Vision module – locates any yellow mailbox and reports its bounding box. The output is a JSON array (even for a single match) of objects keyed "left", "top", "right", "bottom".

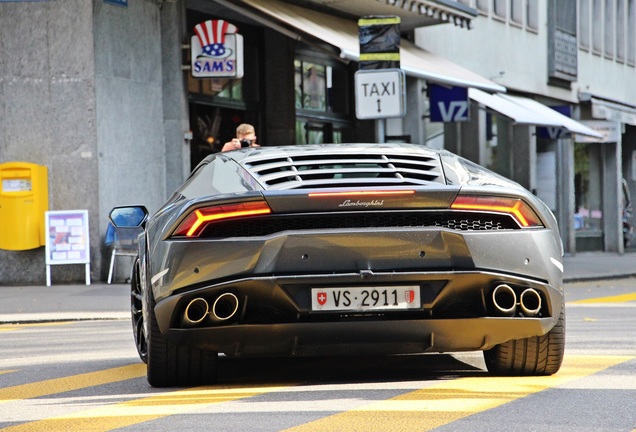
[{"left": 0, "top": 162, "right": 49, "bottom": 250}]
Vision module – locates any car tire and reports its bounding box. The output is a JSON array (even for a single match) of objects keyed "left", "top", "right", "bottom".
[
  {"left": 483, "top": 304, "right": 565, "bottom": 376},
  {"left": 145, "top": 281, "right": 219, "bottom": 387},
  {"left": 130, "top": 259, "right": 148, "bottom": 364}
]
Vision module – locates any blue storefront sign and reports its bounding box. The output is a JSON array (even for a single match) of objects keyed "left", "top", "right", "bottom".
[
  {"left": 429, "top": 84, "right": 469, "bottom": 123},
  {"left": 104, "top": 0, "right": 127, "bottom": 7}
]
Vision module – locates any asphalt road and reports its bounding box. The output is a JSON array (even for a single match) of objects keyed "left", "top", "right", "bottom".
[{"left": 1, "top": 279, "right": 635, "bottom": 431}]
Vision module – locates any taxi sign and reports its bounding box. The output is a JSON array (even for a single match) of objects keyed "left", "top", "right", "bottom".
[{"left": 355, "top": 68, "right": 406, "bottom": 119}]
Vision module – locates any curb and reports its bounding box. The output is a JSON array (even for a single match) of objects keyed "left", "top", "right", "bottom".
[
  {"left": 564, "top": 274, "right": 636, "bottom": 283},
  {"left": 0, "top": 311, "right": 130, "bottom": 324}
]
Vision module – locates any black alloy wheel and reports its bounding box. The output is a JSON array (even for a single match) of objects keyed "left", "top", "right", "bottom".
[{"left": 130, "top": 258, "right": 148, "bottom": 364}]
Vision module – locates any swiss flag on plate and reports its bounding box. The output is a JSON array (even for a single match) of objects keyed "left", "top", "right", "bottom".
[
  {"left": 316, "top": 291, "right": 327, "bottom": 306},
  {"left": 405, "top": 290, "right": 415, "bottom": 303}
]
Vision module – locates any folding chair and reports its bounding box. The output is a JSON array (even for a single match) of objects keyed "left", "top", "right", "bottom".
[{"left": 107, "top": 226, "right": 141, "bottom": 284}]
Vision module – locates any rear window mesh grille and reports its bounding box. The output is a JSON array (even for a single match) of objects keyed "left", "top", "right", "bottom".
[
  {"left": 196, "top": 211, "right": 519, "bottom": 238},
  {"left": 242, "top": 152, "right": 445, "bottom": 190}
]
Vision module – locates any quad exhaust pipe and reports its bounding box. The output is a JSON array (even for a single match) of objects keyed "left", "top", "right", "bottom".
[
  {"left": 182, "top": 297, "right": 209, "bottom": 327},
  {"left": 181, "top": 293, "right": 239, "bottom": 328},
  {"left": 211, "top": 293, "right": 240, "bottom": 322},
  {"left": 492, "top": 284, "right": 517, "bottom": 316},
  {"left": 519, "top": 288, "right": 542, "bottom": 317},
  {"left": 491, "top": 284, "right": 542, "bottom": 317}
]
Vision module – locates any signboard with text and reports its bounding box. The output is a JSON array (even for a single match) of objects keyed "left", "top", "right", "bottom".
[
  {"left": 429, "top": 84, "right": 469, "bottom": 123},
  {"left": 45, "top": 210, "right": 91, "bottom": 286},
  {"left": 191, "top": 20, "right": 244, "bottom": 79},
  {"left": 575, "top": 120, "right": 621, "bottom": 143},
  {"left": 355, "top": 69, "right": 405, "bottom": 119}
]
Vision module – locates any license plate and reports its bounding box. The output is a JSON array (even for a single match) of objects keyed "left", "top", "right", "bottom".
[{"left": 311, "top": 286, "right": 420, "bottom": 311}]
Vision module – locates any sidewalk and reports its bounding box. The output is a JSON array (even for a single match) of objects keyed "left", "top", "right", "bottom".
[
  {"left": 0, "top": 252, "right": 634, "bottom": 323},
  {"left": 0, "top": 283, "right": 130, "bottom": 323},
  {"left": 563, "top": 251, "right": 636, "bottom": 282}
]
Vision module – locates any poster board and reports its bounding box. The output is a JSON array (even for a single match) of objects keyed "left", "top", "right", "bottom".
[{"left": 45, "top": 209, "right": 90, "bottom": 286}]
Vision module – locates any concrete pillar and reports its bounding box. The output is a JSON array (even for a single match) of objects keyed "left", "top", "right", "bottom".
[
  {"left": 443, "top": 122, "right": 461, "bottom": 155},
  {"left": 557, "top": 138, "right": 576, "bottom": 254},
  {"left": 262, "top": 29, "right": 295, "bottom": 146},
  {"left": 493, "top": 117, "right": 512, "bottom": 179},
  {"left": 511, "top": 125, "right": 536, "bottom": 192},
  {"left": 0, "top": 0, "right": 98, "bottom": 284},
  {"left": 404, "top": 76, "right": 425, "bottom": 145},
  {"left": 458, "top": 102, "right": 482, "bottom": 164},
  {"left": 603, "top": 141, "right": 623, "bottom": 252},
  {"left": 161, "top": 2, "right": 190, "bottom": 196},
  {"left": 442, "top": 103, "right": 481, "bottom": 161}
]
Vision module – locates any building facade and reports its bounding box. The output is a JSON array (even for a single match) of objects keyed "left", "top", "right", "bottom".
[
  {"left": 0, "top": 0, "right": 632, "bottom": 284},
  {"left": 416, "top": 0, "right": 636, "bottom": 254}
]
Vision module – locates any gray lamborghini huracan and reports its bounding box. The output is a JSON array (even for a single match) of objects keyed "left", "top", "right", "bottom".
[{"left": 110, "top": 143, "right": 565, "bottom": 387}]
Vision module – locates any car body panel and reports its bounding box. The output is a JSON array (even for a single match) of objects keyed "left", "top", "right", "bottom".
[{"left": 114, "top": 143, "right": 564, "bottom": 364}]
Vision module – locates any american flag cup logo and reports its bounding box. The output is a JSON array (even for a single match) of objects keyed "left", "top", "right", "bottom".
[
  {"left": 194, "top": 20, "right": 238, "bottom": 59},
  {"left": 191, "top": 19, "right": 244, "bottom": 78}
]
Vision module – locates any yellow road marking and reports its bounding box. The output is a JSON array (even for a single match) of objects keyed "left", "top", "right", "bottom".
[
  {"left": 0, "top": 363, "right": 145, "bottom": 404},
  {"left": 2, "top": 355, "right": 632, "bottom": 431},
  {"left": 0, "top": 322, "right": 76, "bottom": 332},
  {"left": 283, "top": 355, "right": 633, "bottom": 432},
  {"left": 3, "top": 384, "right": 292, "bottom": 432},
  {"left": 0, "top": 370, "right": 17, "bottom": 375},
  {"left": 571, "top": 292, "right": 636, "bottom": 304}
]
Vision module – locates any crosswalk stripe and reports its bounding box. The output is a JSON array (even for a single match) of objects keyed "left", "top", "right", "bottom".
[
  {"left": 2, "top": 355, "right": 632, "bottom": 431},
  {"left": 282, "top": 355, "right": 633, "bottom": 432},
  {"left": 0, "top": 363, "right": 145, "bottom": 404},
  {"left": 2, "top": 384, "right": 292, "bottom": 432},
  {"left": 570, "top": 293, "right": 636, "bottom": 304}
]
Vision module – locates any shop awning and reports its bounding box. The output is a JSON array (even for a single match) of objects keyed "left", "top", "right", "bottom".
[
  {"left": 292, "top": 0, "right": 478, "bottom": 30},
  {"left": 579, "top": 93, "right": 636, "bottom": 126},
  {"left": 231, "top": 0, "right": 506, "bottom": 93},
  {"left": 469, "top": 88, "right": 603, "bottom": 138}
]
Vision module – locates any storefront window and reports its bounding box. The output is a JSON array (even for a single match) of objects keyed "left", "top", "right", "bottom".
[
  {"left": 188, "top": 76, "right": 243, "bottom": 100},
  {"left": 574, "top": 142, "right": 604, "bottom": 250},
  {"left": 295, "top": 120, "right": 344, "bottom": 145},
  {"left": 295, "top": 60, "right": 330, "bottom": 111},
  {"left": 293, "top": 52, "right": 351, "bottom": 145}
]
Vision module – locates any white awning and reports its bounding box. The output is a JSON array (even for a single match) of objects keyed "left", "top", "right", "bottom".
[
  {"left": 469, "top": 89, "right": 603, "bottom": 139},
  {"left": 469, "top": 89, "right": 562, "bottom": 126},
  {"left": 235, "top": 0, "right": 506, "bottom": 93},
  {"left": 295, "top": 0, "right": 478, "bottom": 30}
]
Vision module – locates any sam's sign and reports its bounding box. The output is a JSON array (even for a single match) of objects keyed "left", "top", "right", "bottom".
[{"left": 191, "top": 20, "right": 244, "bottom": 79}]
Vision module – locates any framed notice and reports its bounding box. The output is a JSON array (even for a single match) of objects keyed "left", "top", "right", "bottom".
[{"left": 45, "top": 210, "right": 90, "bottom": 286}]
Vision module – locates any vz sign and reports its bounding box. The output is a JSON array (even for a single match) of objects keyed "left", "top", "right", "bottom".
[{"left": 429, "top": 85, "right": 469, "bottom": 123}]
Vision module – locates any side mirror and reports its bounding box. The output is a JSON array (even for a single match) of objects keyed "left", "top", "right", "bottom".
[{"left": 109, "top": 206, "right": 149, "bottom": 228}]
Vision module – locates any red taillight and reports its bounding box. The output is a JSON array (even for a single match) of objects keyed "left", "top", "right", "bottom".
[
  {"left": 308, "top": 190, "right": 415, "bottom": 198},
  {"left": 450, "top": 195, "right": 543, "bottom": 228},
  {"left": 173, "top": 201, "right": 272, "bottom": 237}
]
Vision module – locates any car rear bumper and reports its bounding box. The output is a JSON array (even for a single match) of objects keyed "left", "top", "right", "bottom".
[
  {"left": 164, "top": 315, "right": 557, "bottom": 356},
  {"left": 153, "top": 269, "right": 563, "bottom": 356}
]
